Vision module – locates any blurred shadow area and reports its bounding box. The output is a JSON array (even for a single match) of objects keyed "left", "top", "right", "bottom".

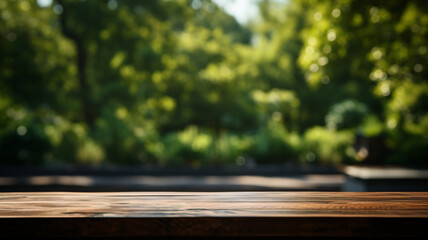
[
  {"left": 0, "top": 165, "right": 343, "bottom": 192},
  {"left": 0, "top": 174, "right": 344, "bottom": 192}
]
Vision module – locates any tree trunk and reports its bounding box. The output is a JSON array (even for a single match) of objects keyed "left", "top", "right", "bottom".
[{"left": 57, "top": 0, "right": 94, "bottom": 129}]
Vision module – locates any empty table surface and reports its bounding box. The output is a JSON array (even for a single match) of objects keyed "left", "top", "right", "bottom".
[{"left": 1, "top": 192, "right": 427, "bottom": 238}]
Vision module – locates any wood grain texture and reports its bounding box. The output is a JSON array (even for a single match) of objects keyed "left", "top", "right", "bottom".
[{"left": 0, "top": 192, "right": 427, "bottom": 238}]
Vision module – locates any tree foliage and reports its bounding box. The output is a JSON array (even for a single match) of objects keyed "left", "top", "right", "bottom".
[{"left": 1, "top": 0, "right": 427, "bottom": 166}]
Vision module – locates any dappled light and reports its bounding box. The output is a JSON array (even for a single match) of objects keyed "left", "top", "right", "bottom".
[{"left": 0, "top": 0, "right": 427, "bottom": 168}]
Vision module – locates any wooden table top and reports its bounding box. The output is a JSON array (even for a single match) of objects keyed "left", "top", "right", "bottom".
[{"left": 1, "top": 192, "right": 427, "bottom": 238}]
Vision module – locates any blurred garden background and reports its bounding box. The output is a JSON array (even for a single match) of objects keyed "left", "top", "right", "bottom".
[{"left": 1, "top": 0, "right": 427, "bottom": 168}]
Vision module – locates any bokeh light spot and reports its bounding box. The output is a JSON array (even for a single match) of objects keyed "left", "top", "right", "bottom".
[
  {"left": 37, "top": 0, "right": 52, "bottom": 8},
  {"left": 313, "top": 12, "right": 322, "bottom": 21},
  {"left": 327, "top": 31, "right": 336, "bottom": 41},
  {"left": 107, "top": 0, "right": 118, "bottom": 10},
  {"left": 321, "top": 76, "right": 330, "bottom": 84},
  {"left": 306, "top": 152, "right": 316, "bottom": 162},
  {"left": 332, "top": 8, "right": 341, "bottom": 18},
  {"left": 381, "top": 85, "right": 390, "bottom": 96},
  {"left": 372, "top": 48, "right": 383, "bottom": 60},
  {"left": 414, "top": 64, "right": 423, "bottom": 73},
  {"left": 191, "top": 0, "right": 202, "bottom": 9},
  {"left": 318, "top": 56, "right": 329, "bottom": 66},
  {"left": 305, "top": 46, "right": 314, "bottom": 55},
  {"left": 309, "top": 63, "right": 319, "bottom": 72},
  {"left": 53, "top": 4, "right": 63, "bottom": 15},
  {"left": 323, "top": 45, "right": 332, "bottom": 54},
  {"left": 17, "top": 126, "right": 27, "bottom": 136}
]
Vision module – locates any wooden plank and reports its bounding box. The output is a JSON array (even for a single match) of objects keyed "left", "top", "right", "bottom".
[{"left": 0, "top": 192, "right": 427, "bottom": 238}]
